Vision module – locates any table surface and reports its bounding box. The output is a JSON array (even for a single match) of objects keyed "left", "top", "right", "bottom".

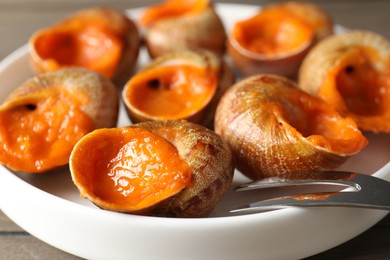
[{"left": 1, "top": 0, "right": 389, "bottom": 259}]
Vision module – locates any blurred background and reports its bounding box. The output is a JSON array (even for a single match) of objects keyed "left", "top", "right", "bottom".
[{"left": 1, "top": 0, "right": 390, "bottom": 61}]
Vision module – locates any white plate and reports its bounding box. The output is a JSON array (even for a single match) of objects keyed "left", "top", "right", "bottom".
[{"left": 0, "top": 4, "right": 389, "bottom": 260}]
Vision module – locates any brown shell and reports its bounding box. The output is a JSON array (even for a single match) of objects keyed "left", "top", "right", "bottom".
[
  {"left": 29, "top": 7, "right": 141, "bottom": 86},
  {"left": 227, "top": 0, "right": 333, "bottom": 78},
  {"left": 70, "top": 120, "right": 234, "bottom": 218},
  {"left": 214, "top": 74, "right": 367, "bottom": 180},
  {"left": 298, "top": 30, "right": 390, "bottom": 133},
  {"left": 1, "top": 67, "right": 119, "bottom": 129},
  {"left": 227, "top": 39, "right": 314, "bottom": 78},
  {"left": 122, "top": 50, "right": 235, "bottom": 128},
  {"left": 141, "top": 4, "right": 226, "bottom": 58}
]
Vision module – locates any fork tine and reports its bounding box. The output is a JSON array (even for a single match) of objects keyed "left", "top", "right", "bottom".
[
  {"left": 230, "top": 192, "right": 390, "bottom": 214},
  {"left": 235, "top": 170, "right": 360, "bottom": 191},
  {"left": 231, "top": 171, "right": 390, "bottom": 214},
  {"left": 235, "top": 179, "right": 359, "bottom": 192}
]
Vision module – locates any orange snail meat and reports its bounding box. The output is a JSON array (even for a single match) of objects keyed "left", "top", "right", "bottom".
[
  {"left": 299, "top": 30, "right": 390, "bottom": 133},
  {"left": 122, "top": 50, "right": 235, "bottom": 127},
  {"left": 227, "top": 1, "right": 333, "bottom": 77},
  {"left": 0, "top": 68, "right": 119, "bottom": 173},
  {"left": 29, "top": 7, "right": 141, "bottom": 85}
]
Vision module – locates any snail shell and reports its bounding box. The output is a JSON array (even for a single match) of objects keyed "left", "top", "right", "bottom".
[
  {"left": 122, "top": 49, "right": 235, "bottom": 128},
  {"left": 139, "top": 0, "right": 226, "bottom": 58},
  {"left": 0, "top": 67, "right": 119, "bottom": 173},
  {"left": 214, "top": 74, "right": 367, "bottom": 180},
  {"left": 299, "top": 30, "right": 390, "bottom": 133},
  {"left": 70, "top": 120, "right": 234, "bottom": 217},
  {"left": 29, "top": 7, "right": 141, "bottom": 86},
  {"left": 227, "top": 1, "right": 333, "bottom": 78}
]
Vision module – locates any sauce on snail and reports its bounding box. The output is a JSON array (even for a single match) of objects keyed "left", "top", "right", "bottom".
[
  {"left": 71, "top": 127, "right": 192, "bottom": 212},
  {"left": 124, "top": 64, "right": 217, "bottom": 120}
]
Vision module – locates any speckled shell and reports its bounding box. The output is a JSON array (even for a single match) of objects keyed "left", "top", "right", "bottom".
[
  {"left": 70, "top": 120, "right": 234, "bottom": 218},
  {"left": 122, "top": 50, "right": 235, "bottom": 128},
  {"left": 298, "top": 30, "right": 390, "bottom": 133},
  {"left": 214, "top": 74, "right": 364, "bottom": 180},
  {"left": 227, "top": 1, "right": 333, "bottom": 78},
  {"left": 1, "top": 67, "right": 119, "bottom": 129},
  {"left": 141, "top": 4, "right": 226, "bottom": 58},
  {"left": 29, "top": 7, "right": 141, "bottom": 86}
]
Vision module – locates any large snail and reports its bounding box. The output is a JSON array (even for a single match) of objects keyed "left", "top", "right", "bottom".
[
  {"left": 214, "top": 74, "right": 367, "bottom": 180},
  {"left": 70, "top": 120, "right": 234, "bottom": 217}
]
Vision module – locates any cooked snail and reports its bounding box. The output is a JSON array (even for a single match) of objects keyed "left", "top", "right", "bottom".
[
  {"left": 70, "top": 120, "right": 234, "bottom": 217},
  {"left": 227, "top": 1, "right": 333, "bottom": 77},
  {"left": 139, "top": 0, "right": 226, "bottom": 58},
  {"left": 29, "top": 7, "right": 141, "bottom": 85},
  {"left": 122, "top": 50, "right": 235, "bottom": 128},
  {"left": 214, "top": 74, "right": 367, "bottom": 180},
  {"left": 299, "top": 30, "right": 390, "bottom": 133},
  {"left": 0, "top": 68, "right": 119, "bottom": 173}
]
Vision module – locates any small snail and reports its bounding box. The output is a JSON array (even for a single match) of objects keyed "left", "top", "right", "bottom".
[
  {"left": 139, "top": 0, "right": 226, "bottom": 58},
  {"left": 227, "top": 1, "right": 333, "bottom": 78}
]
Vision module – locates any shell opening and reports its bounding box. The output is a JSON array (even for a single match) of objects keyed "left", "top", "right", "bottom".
[
  {"left": 319, "top": 46, "right": 390, "bottom": 132},
  {"left": 282, "top": 92, "right": 367, "bottom": 155},
  {"left": 70, "top": 127, "right": 192, "bottom": 212},
  {"left": 0, "top": 87, "right": 94, "bottom": 173},
  {"left": 33, "top": 25, "right": 122, "bottom": 78},
  {"left": 231, "top": 5, "right": 314, "bottom": 58},
  {"left": 336, "top": 48, "right": 388, "bottom": 116},
  {"left": 123, "top": 64, "right": 217, "bottom": 120}
]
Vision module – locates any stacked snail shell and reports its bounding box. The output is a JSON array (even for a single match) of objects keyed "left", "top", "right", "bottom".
[
  {"left": 227, "top": 1, "right": 333, "bottom": 77},
  {"left": 122, "top": 49, "right": 235, "bottom": 127},
  {"left": 29, "top": 7, "right": 141, "bottom": 85},
  {"left": 139, "top": 0, "right": 226, "bottom": 58},
  {"left": 0, "top": 68, "right": 119, "bottom": 173},
  {"left": 299, "top": 30, "right": 390, "bottom": 133}
]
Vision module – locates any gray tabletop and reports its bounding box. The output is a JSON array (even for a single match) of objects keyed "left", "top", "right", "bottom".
[{"left": 1, "top": 0, "right": 390, "bottom": 259}]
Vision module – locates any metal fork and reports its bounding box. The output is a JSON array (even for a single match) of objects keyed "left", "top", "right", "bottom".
[{"left": 230, "top": 170, "right": 390, "bottom": 214}]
